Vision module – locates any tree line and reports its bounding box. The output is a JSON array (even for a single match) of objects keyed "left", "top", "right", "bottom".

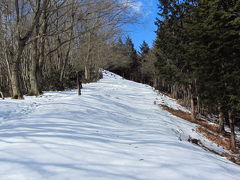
[
  {"left": 110, "top": 0, "right": 240, "bottom": 151},
  {"left": 0, "top": 0, "right": 137, "bottom": 99},
  {"left": 155, "top": 0, "right": 239, "bottom": 151}
]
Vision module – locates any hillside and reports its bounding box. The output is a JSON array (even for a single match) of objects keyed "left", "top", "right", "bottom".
[{"left": 0, "top": 71, "right": 239, "bottom": 180}]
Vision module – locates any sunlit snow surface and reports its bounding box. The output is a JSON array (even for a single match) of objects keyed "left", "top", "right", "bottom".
[{"left": 0, "top": 71, "right": 239, "bottom": 180}]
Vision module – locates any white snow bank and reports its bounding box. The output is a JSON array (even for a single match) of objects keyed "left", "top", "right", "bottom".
[
  {"left": 0, "top": 70, "right": 239, "bottom": 180},
  {"left": 155, "top": 92, "right": 190, "bottom": 113}
]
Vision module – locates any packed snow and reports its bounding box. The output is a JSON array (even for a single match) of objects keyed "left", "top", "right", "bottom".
[{"left": 0, "top": 71, "right": 239, "bottom": 180}]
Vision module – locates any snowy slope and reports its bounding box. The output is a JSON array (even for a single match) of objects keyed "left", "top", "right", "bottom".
[{"left": 0, "top": 71, "right": 239, "bottom": 180}]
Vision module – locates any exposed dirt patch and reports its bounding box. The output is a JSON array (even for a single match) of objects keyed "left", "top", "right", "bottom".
[
  {"left": 188, "top": 136, "right": 240, "bottom": 164},
  {"left": 160, "top": 105, "right": 240, "bottom": 165},
  {"left": 196, "top": 127, "right": 231, "bottom": 150},
  {"left": 161, "top": 105, "right": 219, "bottom": 132}
]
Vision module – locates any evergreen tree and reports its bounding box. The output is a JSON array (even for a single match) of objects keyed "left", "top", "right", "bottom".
[
  {"left": 155, "top": 0, "right": 195, "bottom": 103},
  {"left": 125, "top": 36, "right": 140, "bottom": 81},
  {"left": 107, "top": 37, "right": 132, "bottom": 79},
  {"left": 107, "top": 36, "right": 140, "bottom": 81},
  {"left": 190, "top": 0, "right": 240, "bottom": 149},
  {"left": 140, "top": 41, "right": 150, "bottom": 55},
  {"left": 154, "top": 0, "right": 240, "bottom": 150}
]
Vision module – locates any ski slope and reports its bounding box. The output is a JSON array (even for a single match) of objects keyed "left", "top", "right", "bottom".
[{"left": 0, "top": 71, "right": 239, "bottom": 180}]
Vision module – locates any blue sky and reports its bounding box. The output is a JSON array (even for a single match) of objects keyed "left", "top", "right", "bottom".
[{"left": 124, "top": 0, "right": 159, "bottom": 52}]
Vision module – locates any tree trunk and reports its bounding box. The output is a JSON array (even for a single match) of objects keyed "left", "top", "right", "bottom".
[
  {"left": 196, "top": 96, "right": 200, "bottom": 114},
  {"left": 36, "top": 35, "right": 46, "bottom": 94},
  {"left": 218, "top": 105, "right": 225, "bottom": 133},
  {"left": 0, "top": 92, "right": 4, "bottom": 99},
  {"left": 84, "top": 31, "right": 93, "bottom": 81},
  {"left": 36, "top": 0, "right": 48, "bottom": 93},
  {"left": 189, "top": 83, "right": 197, "bottom": 120},
  {"left": 153, "top": 76, "right": 157, "bottom": 88},
  {"left": 60, "top": 40, "right": 72, "bottom": 83},
  {"left": 11, "top": 64, "right": 23, "bottom": 99},
  {"left": 84, "top": 65, "right": 89, "bottom": 81},
  {"left": 191, "top": 96, "right": 197, "bottom": 120},
  {"left": 11, "top": 45, "right": 24, "bottom": 99},
  {"left": 11, "top": 0, "right": 42, "bottom": 99},
  {"left": 29, "top": 28, "right": 41, "bottom": 96},
  {"left": 29, "top": 62, "right": 40, "bottom": 96},
  {"left": 228, "top": 112, "right": 236, "bottom": 152}
]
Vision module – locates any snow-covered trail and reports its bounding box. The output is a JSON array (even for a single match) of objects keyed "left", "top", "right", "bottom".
[{"left": 0, "top": 71, "right": 239, "bottom": 180}]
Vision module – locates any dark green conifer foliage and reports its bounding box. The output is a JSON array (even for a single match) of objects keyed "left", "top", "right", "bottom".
[
  {"left": 140, "top": 41, "right": 150, "bottom": 55},
  {"left": 154, "top": 0, "right": 240, "bottom": 150},
  {"left": 125, "top": 36, "right": 140, "bottom": 81}
]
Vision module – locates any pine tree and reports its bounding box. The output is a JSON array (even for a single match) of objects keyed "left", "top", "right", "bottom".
[
  {"left": 155, "top": 0, "right": 196, "bottom": 105},
  {"left": 196, "top": 0, "right": 240, "bottom": 150},
  {"left": 154, "top": 0, "right": 240, "bottom": 151},
  {"left": 140, "top": 41, "right": 150, "bottom": 56},
  {"left": 125, "top": 36, "right": 140, "bottom": 81}
]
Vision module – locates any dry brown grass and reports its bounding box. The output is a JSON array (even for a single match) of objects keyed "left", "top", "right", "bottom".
[
  {"left": 160, "top": 104, "right": 240, "bottom": 165},
  {"left": 196, "top": 126, "right": 231, "bottom": 150},
  {"left": 161, "top": 105, "right": 219, "bottom": 132}
]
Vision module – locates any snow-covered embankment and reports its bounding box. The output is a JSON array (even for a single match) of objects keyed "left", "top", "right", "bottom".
[{"left": 0, "top": 71, "right": 239, "bottom": 180}]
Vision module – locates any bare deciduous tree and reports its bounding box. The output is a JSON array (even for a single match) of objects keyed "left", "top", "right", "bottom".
[{"left": 0, "top": 0, "right": 139, "bottom": 98}]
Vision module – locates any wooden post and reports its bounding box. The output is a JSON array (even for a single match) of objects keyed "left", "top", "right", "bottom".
[{"left": 76, "top": 71, "right": 82, "bottom": 96}]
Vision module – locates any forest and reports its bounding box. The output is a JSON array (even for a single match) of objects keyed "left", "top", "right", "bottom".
[
  {"left": 0, "top": 0, "right": 239, "bottom": 151},
  {"left": 154, "top": 0, "right": 240, "bottom": 151},
  {"left": 0, "top": 0, "right": 138, "bottom": 99},
  {"left": 110, "top": 0, "right": 240, "bottom": 151}
]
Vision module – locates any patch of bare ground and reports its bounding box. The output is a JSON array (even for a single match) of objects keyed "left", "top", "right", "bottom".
[
  {"left": 160, "top": 105, "right": 240, "bottom": 165},
  {"left": 161, "top": 105, "right": 219, "bottom": 132}
]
